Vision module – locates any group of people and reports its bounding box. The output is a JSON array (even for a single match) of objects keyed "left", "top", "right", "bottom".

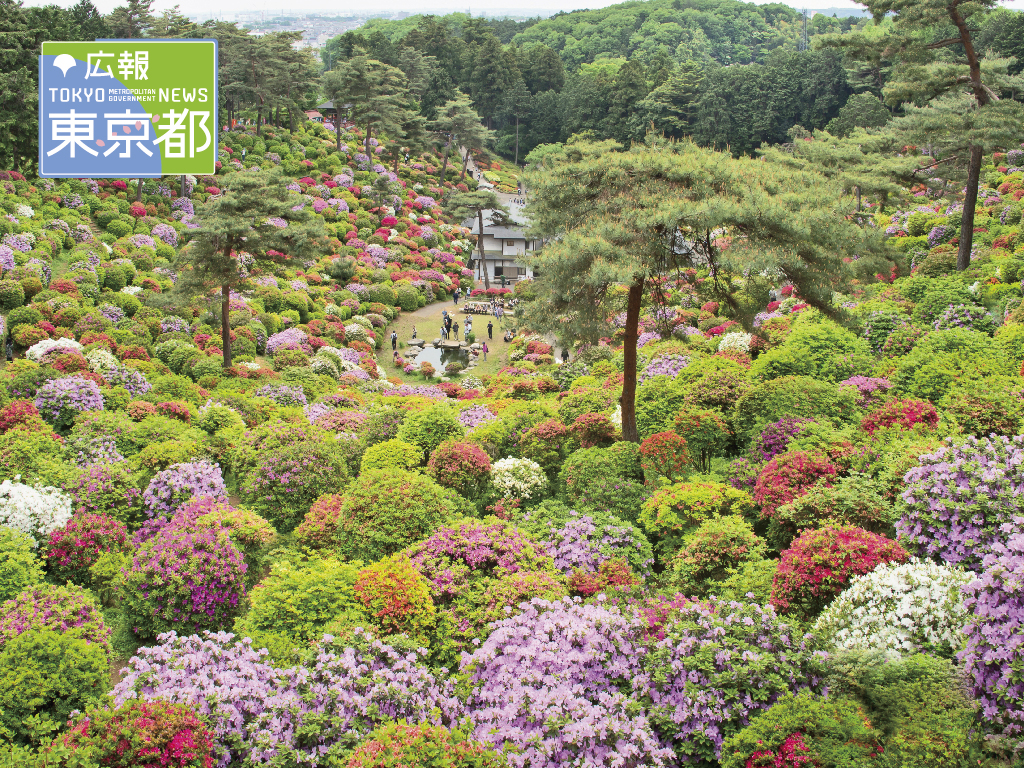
[{"left": 441, "top": 309, "right": 471, "bottom": 341}]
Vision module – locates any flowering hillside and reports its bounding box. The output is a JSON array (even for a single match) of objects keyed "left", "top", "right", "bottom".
[{"left": 0, "top": 120, "right": 1023, "bottom": 768}]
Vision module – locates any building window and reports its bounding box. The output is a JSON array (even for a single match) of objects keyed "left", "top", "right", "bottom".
[
  {"left": 494, "top": 265, "right": 504, "bottom": 277},
  {"left": 506, "top": 240, "right": 515, "bottom": 246},
  {"left": 517, "top": 267, "right": 527, "bottom": 277}
]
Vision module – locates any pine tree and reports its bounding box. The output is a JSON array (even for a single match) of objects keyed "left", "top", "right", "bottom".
[
  {"left": 175, "top": 169, "right": 327, "bottom": 367},
  {"left": 824, "top": 0, "right": 1024, "bottom": 270},
  {"left": 429, "top": 95, "right": 493, "bottom": 188},
  {"left": 522, "top": 140, "right": 892, "bottom": 442},
  {"left": 106, "top": 0, "right": 153, "bottom": 38},
  {"left": 631, "top": 60, "right": 704, "bottom": 139},
  {"left": 323, "top": 49, "right": 409, "bottom": 154}
]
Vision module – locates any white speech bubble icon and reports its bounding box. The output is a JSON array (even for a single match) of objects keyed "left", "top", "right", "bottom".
[{"left": 53, "top": 54, "right": 76, "bottom": 76}]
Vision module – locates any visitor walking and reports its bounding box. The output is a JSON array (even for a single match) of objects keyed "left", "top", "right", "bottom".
[
  {"left": 453, "top": 289, "right": 460, "bottom": 305},
  {"left": 482, "top": 341, "right": 488, "bottom": 361},
  {"left": 412, "top": 326, "right": 417, "bottom": 339},
  {"left": 487, "top": 320, "right": 493, "bottom": 340},
  {"left": 391, "top": 331, "right": 397, "bottom": 351},
  {"left": 440, "top": 324, "right": 447, "bottom": 340}
]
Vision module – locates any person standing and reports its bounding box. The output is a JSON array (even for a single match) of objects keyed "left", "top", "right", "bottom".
[
  {"left": 391, "top": 331, "right": 398, "bottom": 351},
  {"left": 453, "top": 321, "right": 460, "bottom": 340},
  {"left": 487, "top": 320, "right": 493, "bottom": 340},
  {"left": 561, "top": 348, "right": 569, "bottom": 364},
  {"left": 440, "top": 324, "right": 447, "bottom": 340},
  {"left": 482, "top": 341, "right": 488, "bottom": 361}
]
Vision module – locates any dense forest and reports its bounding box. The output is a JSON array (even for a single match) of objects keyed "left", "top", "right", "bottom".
[
  {"left": 3, "top": 0, "right": 1024, "bottom": 169},
  {"left": 332, "top": 0, "right": 1024, "bottom": 159}
]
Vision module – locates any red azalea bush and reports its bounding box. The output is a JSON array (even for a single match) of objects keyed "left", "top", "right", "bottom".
[
  {"left": 861, "top": 397, "right": 939, "bottom": 435},
  {"left": 640, "top": 431, "right": 690, "bottom": 481},
  {"left": 353, "top": 555, "right": 436, "bottom": 647},
  {"left": 128, "top": 400, "right": 160, "bottom": 420},
  {"left": 43, "top": 512, "right": 129, "bottom": 585},
  {"left": 294, "top": 493, "right": 344, "bottom": 550},
  {"left": 63, "top": 699, "right": 215, "bottom": 768},
  {"left": 753, "top": 451, "right": 841, "bottom": 519},
  {"left": 427, "top": 440, "right": 492, "bottom": 498},
  {"left": 158, "top": 400, "right": 192, "bottom": 424},
  {"left": 0, "top": 399, "right": 45, "bottom": 433},
  {"left": 571, "top": 412, "right": 618, "bottom": 449},
  {"left": 568, "top": 558, "right": 639, "bottom": 597},
  {"left": 770, "top": 525, "right": 908, "bottom": 618},
  {"left": 518, "top": 418, "right": 571, "bottom": 475}
]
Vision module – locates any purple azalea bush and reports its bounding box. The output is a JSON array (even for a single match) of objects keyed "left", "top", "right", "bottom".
[
  {"left": 960, "top": 523, "right": 1024, "bottom": 749},
  {"left": 752, "top": 417, "right": 816, "bottom": 462},
  {"left": 248, "top": 631, "right": 466, "bottom": 766},
  {"left": 458, "top": 404, "right": 498, "bottom": 430},
  {"left": 462, "top": 597, "right": 674, "bottom": 768},
  {"left": 113, "top": 631, "right": 282, "bottom": 768},
  {"left": 644, "top": 598, "right": 826, "bottom": 764},
  {"left": 121, "top": 526, "right": 247, "bottom": 639},
  {"left": 639, "top": 354, "right": 690, "bottom": 385},
  {"left": 837, "top": 376, "right": 892, "bottom": 408},
  {"left": 34, "top": 375, "right": 104, "bottom": 429},
  {"left": 101, "top": 365, "right": 152, "bottom": 397},
  {"left": 897, "top": 436, "right": 1024, "bottom": 569},
  {"left": 254, "top": 384, "right": 307, "bottom": 407},
  {"left": 519, "top": 504, "right": 653, "bottom": 577},
  {"left": 142, "top": 460, "right": 228, "bottom": 518}
]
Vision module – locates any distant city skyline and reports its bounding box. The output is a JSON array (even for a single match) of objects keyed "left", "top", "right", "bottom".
[{"left": 20, "top": 0, "right": 1024, "bottom": 21}]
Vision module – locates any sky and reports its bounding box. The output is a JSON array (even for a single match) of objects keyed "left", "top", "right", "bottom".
[{"left": 21, "top": 0, "right": 1024, "bottom": 20}]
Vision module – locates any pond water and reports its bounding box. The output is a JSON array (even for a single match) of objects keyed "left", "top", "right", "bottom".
[{"left": 414, "top": 344, "right": 470, "bottom": 370}]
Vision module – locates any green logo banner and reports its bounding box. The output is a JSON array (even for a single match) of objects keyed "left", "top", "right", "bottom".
[{"left": 39, "top": 39, "right": 218, "bottom": 177}]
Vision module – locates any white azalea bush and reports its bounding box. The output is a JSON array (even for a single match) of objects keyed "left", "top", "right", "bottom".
[
  {"left": 0, "top": 479, "right": 74, "bottom": 543},
  {"left": 813, "top": 558, "right": 972, "bottom": 657},
  {"left": 26, "top": 338, "right": 84, "bottom": 362},
  {"left": 490, "top": 457, "right": 548, "bottom": 501},
  {"left": 718, "top": 331, "right": 753, "bottom": 354},
  {"left": 85, "top": 348, "right": 119, "bottom": 373}
]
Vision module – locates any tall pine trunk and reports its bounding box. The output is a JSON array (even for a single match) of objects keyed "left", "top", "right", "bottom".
[
  {"left": 957, "top": 144, "right": 984, "bottom": 271},
  {"left": 460, "top": 149, "right": 471, "bottom": 183},
  {"left": 620, "top": 277, "right": 645, "bottom": 443},
  {"left": 478, "top": 208, "right": 490, "bottom": 290},
  {"left": 514, "top": 117, "right": 520, "bottom": 166},
  {"left": 336, "top": 118, "right": 342, "bottom": 152},
  {"left": 221, "top": 282, "right": 232, "bottom": 368}
]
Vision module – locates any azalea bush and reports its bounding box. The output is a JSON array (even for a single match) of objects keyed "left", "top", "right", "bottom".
[
  {"left": 34, "top": 375, "right": 104, "bottom": 429},
  {"left": 142, "top": 460, "right": 228, "bottom": 519},
  {"left": 639, "top": 481, "right": 755, "bottom": 558},
  {"left": 897, "top": 436, "right": 1024, "bottom": 569},
  {"left": 353, "top": 555, "right": 436, "bottom": 648},
  {"left": 490, "top": 457, "right": 548, "bottom": 501},
  {"left": 0, "top": 479, "right": 73, "bottom": 543},
  {"left": 345, "top": 722, "right": 507, "bottom": 768},
  {"left": 63, "top": 699, "right": 216, "bottom": 768},
  {"left": 42, "top": 512, "right": 129, "bottom": 585},
  {"left": 753, "top": 451, "right": 841, "bottom": 520},
  {"left": 669, "top": 515, "right": 768, "bottom": 596},
  {"left": 814, "top": 558, "right": 972, "bottom": 657},
  {"left": 403, "top": 518, "right": 566, "bottom": 650},
  {"left": 121, "top": 525, "right": 248, "bottom": 640},
  {"left": 462, "top": 598, "right": 674, "bottom": 768},
  {"left": 644, "top": 597, "right": 826, "bottom": 765},
  {"left": 771, "top": 526, "right": 908, "bottom": 619},
  {"left": 112, "top": 632, "right": 282, "bottom": 768},
  {"left": 427, "top": 440, "right": 492, "bottom": 498},
  {"left": 0, "top": 528, "right": 43, "bottom": 603}
]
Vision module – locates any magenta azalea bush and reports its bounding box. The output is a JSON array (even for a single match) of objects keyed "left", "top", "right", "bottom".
[
  {"left": 0, "top": 583, "right": 110, "bottom": 657},
  {"left": 403, "top": 518, "right": 567, "bottom": 649},
  {"left": 120, "top": 526, "right": 247, "bottom": 639}
]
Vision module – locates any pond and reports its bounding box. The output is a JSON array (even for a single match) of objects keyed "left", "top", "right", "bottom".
[{"left": 414, "top": 344, "right": 470, "bottom": 370}]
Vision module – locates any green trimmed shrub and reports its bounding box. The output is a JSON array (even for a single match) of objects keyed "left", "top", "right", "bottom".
[
  {"left": 345, "top": 722, "right": 507, "bottom": 768},
  {"left": 353, "top": 555, "right": 436, "bottom": 647},
  {"left": 639, "top": 481, "right": 755, "bottom": 559},
  {"left": 234, "top": 556, "right": 364, "bottom": 664},
  {"left": 734, "top": 376, "right": 859, "bottom": 442},
  {"left": 0, "top": 528, "right": 43, "bottom": 603},
  {"left": 0, "top": 629, "right": 108, "bottom": 743},
  {"left": 360, "top": 438, "right": 422, "bottom": 473},
  {"left": 395, "top": 403, "right": 464, "bottom": 457},
  {"left": 669, "top": 515, "right": 767, "bottom": 596},
  {"left": 334, "top": 470, "right": 465, "bottom": 563},
  {"left": 721, "top": 691, "right": 880, "bottom": 768}
]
